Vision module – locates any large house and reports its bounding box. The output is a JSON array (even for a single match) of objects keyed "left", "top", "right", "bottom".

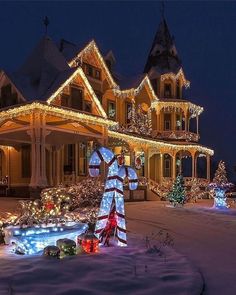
[{"left": 0, "top": 18, "right": 213, "bottom": 199}]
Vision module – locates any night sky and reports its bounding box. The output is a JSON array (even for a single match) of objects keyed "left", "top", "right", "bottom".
[{"left": 0, "top": 1, "right": 235, "bottom": 180}]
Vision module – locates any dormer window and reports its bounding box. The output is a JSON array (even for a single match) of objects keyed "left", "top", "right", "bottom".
[
  {"left": 108, "top": 100, "right": 116, "bottom": 120},
  {"left": 83, "top": 63, "right": 101, "bottom": 80},
  {"left": 164, "top": 83, "right": 172, "bottom": 98}
]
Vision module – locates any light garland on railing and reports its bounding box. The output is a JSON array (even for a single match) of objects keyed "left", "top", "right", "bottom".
[
  {"left": 108, "top": 130, "right": 214, "bottom": 156},
  {"left": 46, "top": 67, "right": 107, "bottom": 118},
  {"left": 0, "top": 102, "right": 117, "bottom": 128},
  {"left": 152, "top": 101, "right": 204, "bottom": 118},
  {"left": 160, "top": 68, "right": 190, "bottom": 88},
  {"left": 69, "top": 40, "right": 119, "bottom": 89}
]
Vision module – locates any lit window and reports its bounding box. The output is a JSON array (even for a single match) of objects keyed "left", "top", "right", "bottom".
[
  {"left": 94, "top": 69, "right": 101, "bottom": 80},
  {"left": 108, "top": 100, "right": 116, "bottom": 119},
  {"left": 164, "top": 113, "right": 171, "bottom": 131}
]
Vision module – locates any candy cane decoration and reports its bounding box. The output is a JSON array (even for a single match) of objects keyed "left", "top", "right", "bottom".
[
  {"left": 115, "top": 165, "right": 138, "bottom": 246},
  {"left": 89, "top": 147, "right": 119, "bottom": 240},
  {"left": 89, "top": 147, "right": 138, "bottom": 247}
]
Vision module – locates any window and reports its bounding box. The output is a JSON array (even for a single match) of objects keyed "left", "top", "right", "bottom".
[
  {"left": 108, "top": 100, "right": 116, "bottom": 119},
  {"left": 71, "top": 87, "right": 83, "bottom": 110},
  {"left": 21, "top": 145, "right": 31, "bottom": 178},
  {"left": 83, "top": 101, "right": 92, "bottom": 113},
  {"left": 163, "top": 154, "right": 172, "bottom": 177},
  {"left": 176, "top": 114, "right": 182, "bottom": 130},
  {"left": 84, "top": 63, "right": 101, "bottom": 80},
  {"left": 125, "top": 102, "right": 132, "bottom": 124},
  {"left": 164, "top": 83, "right": 172, "bottom": 98},
  {"left": 86, "top": 65, "right": 93, "bottom": 77},
  {"left": 94, "top": 69, "right": 101, "bottom": 80},
  {"left": 78, "top": 142, "right": 87, "bottom": 176},
  {"left": 164, "top": 113, "right": 171, "bottom": 131},
  {"left": 61, "top": 94, "right": 69, "bottom": 107}
]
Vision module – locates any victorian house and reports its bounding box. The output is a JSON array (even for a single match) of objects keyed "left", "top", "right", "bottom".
[{"left": 0, "top": 18, "right": 213, "bottom": 199}]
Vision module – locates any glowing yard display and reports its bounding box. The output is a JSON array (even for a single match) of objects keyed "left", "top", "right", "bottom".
[
  {"left": 4, "top": 222, "right": 88, "bottom": 255},
  {"left": 209, "top": 161, "right": 233, "bottom": 209},
  {"left": 89, "top": 146, "right": 138, "bottom": 246}
]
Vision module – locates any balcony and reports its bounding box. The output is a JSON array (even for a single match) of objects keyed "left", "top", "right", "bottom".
[{"left": 152, "top": 130, "right": 199, "bottom": 143}]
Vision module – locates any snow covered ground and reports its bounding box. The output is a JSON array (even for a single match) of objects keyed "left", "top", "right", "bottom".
[
  {"left": 1, "top": 198, "right": 236, "bottom": 294},
  {"left": 126, "top": 199, "right": 236, "bottom": 295}
]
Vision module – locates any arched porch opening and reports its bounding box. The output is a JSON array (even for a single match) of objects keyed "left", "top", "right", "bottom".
[
  {"left": 176, "top": 150, "right": 192, "bottom": 177},
  {"left": 163, "top": 153, "right": 172, "bottom": 178},
  {"left": 196, "top": 152, "right": 207, "bottom": 179}
]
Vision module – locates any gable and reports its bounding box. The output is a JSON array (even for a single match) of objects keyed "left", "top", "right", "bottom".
[
  {"left": 0, "top": 71, "right": 26, "bottom": 108},
  {"left": 47, "top": 67, "right": 107, "bottom": 118},
  {"left": 69, "top": 40, "right": 118, "bottom": 90}
]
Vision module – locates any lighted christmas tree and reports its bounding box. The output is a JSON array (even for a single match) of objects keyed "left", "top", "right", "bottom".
[
  {"left": 189, "top": 178, "right": 202, "bottom": 202},
  {"left": 209, "top": 160, "right": 233, "bottom": 209},
  {"left": 167, "top": 174, "right": 186, "bottom": 206}
]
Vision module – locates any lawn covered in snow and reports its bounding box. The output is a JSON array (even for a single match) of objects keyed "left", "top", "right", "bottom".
[{"left": 1, "top": 198, "right": 236, "bottom": 294}]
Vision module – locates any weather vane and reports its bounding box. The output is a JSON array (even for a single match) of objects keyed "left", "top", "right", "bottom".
[{"left": 43, "top": 16, "right": 50, "bottom": 35}]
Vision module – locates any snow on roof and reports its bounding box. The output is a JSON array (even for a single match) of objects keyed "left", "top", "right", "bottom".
[{"left": 8, "top": 36, "right": 75, "bottom": 101}]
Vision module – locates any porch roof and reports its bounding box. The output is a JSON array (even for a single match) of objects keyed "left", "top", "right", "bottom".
[{"left": 108, "top": 130, "right": 214, "bottom": 156}]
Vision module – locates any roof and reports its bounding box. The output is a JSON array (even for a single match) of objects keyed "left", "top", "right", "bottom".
[
  {"left": 8, "top": 36, "right": 72, "bottom": 101},
  {"left": 144, "top": 18, "right": 182, "bottom": 75}
]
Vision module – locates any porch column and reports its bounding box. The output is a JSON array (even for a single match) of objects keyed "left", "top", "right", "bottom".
[
  {"left": 207, "top": 154, "right": 211, "bottom": 181},
  {"left": 194, "top": 155, "right": 198, "bottom": 178},
  {"left": 172, "top": 153, "right": 176, "bottom": 179},
  {"left": 196, "top": 115, "right": 199, "bottom": 135},
  {"left": 48, "top": 147, "right": 53, "bottom": 186},
  {"left": 160, "top": 153, "right": 163, "bottom": 184},
  {"left": 40, "top": 113, "right": 48, "bottom": 187},
  {"left": 144, "top": 148, "right": 149, "bottom": 181},
  {"left": 56, "top": 148, "right": 61, "bottom": 185},
  {"left": 184, "top": 110, "right": 188, "bottom": 132},
  {"left": 191, "top": 152, "right": 195, "bottom": 178},
  {"left": 29, "top": 112, "right": 49, "bottom": 188}
]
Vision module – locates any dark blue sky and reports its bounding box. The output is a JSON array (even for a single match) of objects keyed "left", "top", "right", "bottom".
[{"left": 0, "top": 1, "right": 235, "bottom": 179}]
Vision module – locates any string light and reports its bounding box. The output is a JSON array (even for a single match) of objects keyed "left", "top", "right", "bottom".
[
  {"left": 89, "top": 146, "right": 138, "bottom": 246},
  {"left": 0, "top": 102, "right": 116, "bottom": 128},
  {"left": 4, "top": 223, "right": 88, "bottom": 255},
  {"left": 69, "top": 40, "right": 119, "bottom": 89},
  {"left": 160, "top": 68, "right": 190, "bottom": 88},
  {"left": 113, "top": 75, "right": 158, "bottom": 101},
  {"left": 46, "top": 67, "right": 107, "bottom": 118},
  {"left": 108, "top": 130, "right": 214, "bottom": 156}
]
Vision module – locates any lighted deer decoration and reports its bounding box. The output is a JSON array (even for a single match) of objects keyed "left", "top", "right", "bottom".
[{"left": 89, "top": 146, "right": 138, "bottom": 246}]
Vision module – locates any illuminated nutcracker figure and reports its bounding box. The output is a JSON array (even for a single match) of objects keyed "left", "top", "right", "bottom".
[{"left": 89, "top": 146, "right": 138, "bottom": 246}]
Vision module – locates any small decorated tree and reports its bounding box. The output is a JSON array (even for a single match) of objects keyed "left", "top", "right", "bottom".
[
  {"left": 188, "top": 178, "right": 202, "bottom": 202},
  {"left": 209, "top": 160, "right": 233, "bottom": 209},
  {"left": 167, "top": 174, "right": 186, "bottom": 207}
]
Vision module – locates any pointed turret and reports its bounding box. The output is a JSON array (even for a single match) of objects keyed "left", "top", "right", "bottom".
[{"left": 144, "top": 18, "right": 182, "bottom": 76}]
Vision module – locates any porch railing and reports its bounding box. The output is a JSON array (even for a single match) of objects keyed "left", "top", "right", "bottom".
[{"left": 152, "top": 130, "right": 199, "bottom": 142}]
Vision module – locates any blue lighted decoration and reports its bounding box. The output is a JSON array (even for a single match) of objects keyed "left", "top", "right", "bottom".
[
  {"left": 4, "top": 222, "right": 88, "bottom": 255},
  {"left": 213, "top": 188, "right": 228, "bottom": 209},
  {"left": 89, "top": 146, "right": 138, "bottom": 246}
]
